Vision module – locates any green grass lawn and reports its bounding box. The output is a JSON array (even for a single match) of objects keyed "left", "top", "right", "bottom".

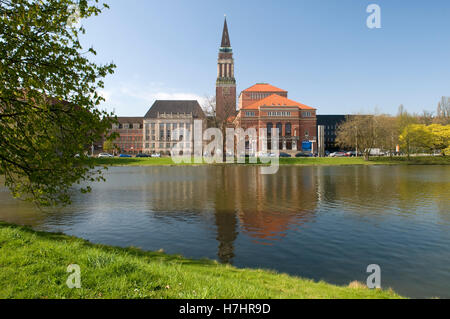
[
  {"left": 91, "top": 156, "right": 450, "bottom": 167},
  {"left": 0, "top": 223, "right": 403, "bottom": 299}
]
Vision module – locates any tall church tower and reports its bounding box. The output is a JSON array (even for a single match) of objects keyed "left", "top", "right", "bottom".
[{"left": 216, "top": 16, "right": 236, "bottom": 122}]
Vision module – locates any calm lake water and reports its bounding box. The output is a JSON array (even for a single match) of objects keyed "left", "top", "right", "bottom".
[{"left": 1, "top": 165, "right": 449, "bottom": 298}]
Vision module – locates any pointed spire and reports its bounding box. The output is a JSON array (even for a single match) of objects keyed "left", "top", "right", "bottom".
[{"left": 221, "top": 16, "right": 231, "bottom": 48}]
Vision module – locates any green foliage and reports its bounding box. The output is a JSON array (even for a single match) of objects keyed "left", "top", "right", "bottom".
[
  {"left": 0, "top": 0, "right": 116, "bottom": 205},
  {"left": 0, "top": 222, "right": 404, "bottom": 299},
  {"left": 400, "top": 124, "right": 450, "bottom": 156},
  {"left": 102, "top": 139, "right": 116, "bottom": 153}
]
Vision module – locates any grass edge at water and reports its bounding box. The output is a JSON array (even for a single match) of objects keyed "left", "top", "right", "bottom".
[
  {"left": 90, "top": 156, "right": 450, "bottom": 167},
  {"left": 0, "top": 222, "right": 404, "bottom": 299}
]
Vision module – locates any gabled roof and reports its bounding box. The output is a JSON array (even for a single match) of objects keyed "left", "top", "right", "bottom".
[
  {"left": 144, "top": 100, "right": 206, "bottom": 119},
  {"left": 243, "top": 94, "right": 315, "bottom": 110},
  {"left": 242, "top": 83, "right": 287, "bottom": 93}
]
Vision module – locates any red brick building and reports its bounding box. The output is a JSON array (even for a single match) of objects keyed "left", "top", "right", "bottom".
[
  {"left": 215, "top": 18, "right": 318, "bottom": 154},
  {"left": 234, "top": 84, "right": 317, "bottom": 153},
  {"left": 216, "top": 17, "right": 237, "bottom": 122},
  {"left": 109, "top": 117, "right": 144, "bottom": 154}
]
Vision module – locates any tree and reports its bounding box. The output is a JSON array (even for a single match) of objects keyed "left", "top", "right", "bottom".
[
  {"left": 399, "top": 124, "right": 434, "bottom": 156},
  {"left": 428, "top": 124, "right": 450, "bottom": 156},
  {"left": 435, "top": 97, "right": 450, "bottom": 125},
  {"left": 0, "top": 0, "right": 116, "bottom": 206},
  {"left": 103, "top": 139, "right": 117, "bottom": 155},
  {"left": 336, "top": 114, "right": 385, "bottom": 160},
  {"left": 203, "top": 94, "right": 237, "bottom": 161},
  {"left": 377, "top": 115, "right": 399, "bottom": 157}
]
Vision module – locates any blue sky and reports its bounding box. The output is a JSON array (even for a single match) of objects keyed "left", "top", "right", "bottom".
[{"left": 80, "top": 0, "right": 450, "bottom": 116}]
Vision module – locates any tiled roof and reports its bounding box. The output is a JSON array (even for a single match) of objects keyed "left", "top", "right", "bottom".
[
  {"left": 116, "top": 117, "right": 143, "bottom": 124},
  {"left": 242, "top": 83, "right": 287, "bottom": 93},
  {"left": 227, "top": 115, "right": 236, "bottom": 123},
  {"left": 144, "top": 100, "right": 206, "bottom": 119},
  {"left": 243, "top": 94, "right": 315, "bottom": 110}
]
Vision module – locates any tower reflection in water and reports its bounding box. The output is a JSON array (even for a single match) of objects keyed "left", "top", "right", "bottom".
[{"left": 144, "top": 166, "right": 318, "bottom": 264}]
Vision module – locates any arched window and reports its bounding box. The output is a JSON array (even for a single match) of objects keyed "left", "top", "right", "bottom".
[
  {"left": 285, "top": 123, "right": 292, "bottom": 136},
  {"left": 267, "top": 123, "right": 273, "bottom": 136},
  {"left": 276, "top": 122, "right": 283, "bottom": 136}
]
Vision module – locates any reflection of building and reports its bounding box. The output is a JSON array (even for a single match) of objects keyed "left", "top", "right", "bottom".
[
  {"left": 232, "top": 166, "right": 318, "bottom": 244},
  {"left": 143, "top": 100, "right": 206, "bottom": 155},
  {"left": 138, "top": 166, "right": 318, "bottom": 261},
  {"left": 110, "top": 117, "right": 144, "bottom": 154}
]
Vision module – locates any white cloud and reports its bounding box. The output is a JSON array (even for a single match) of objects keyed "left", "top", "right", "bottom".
[{"left": 98, "top": 81, "right": 209, "bottom": 116}]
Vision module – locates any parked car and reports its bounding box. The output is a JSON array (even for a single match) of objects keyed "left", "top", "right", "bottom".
[
  {"left": 295, "top": 152, "right": 312, "bottom": 158},
  {"left": 98, "top": 153, "right": 114, "bottom": 158},
  {"left": 119, "top": 154, "right": 132, "bottom": 158},
  {"left": 279, "top": 152, "right": 291, "bottom": 158},
  {"left": 330, "top": 152, "right": 347, "bottom": 157},
  {"left": 136, "top": 153, "right": 150, "bottom": 158},
  {"left": 151, "top": 153, "right": 161, "bottom": 158}
]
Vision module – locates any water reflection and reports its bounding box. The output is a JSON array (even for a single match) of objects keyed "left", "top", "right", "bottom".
[{"left": 1, "top": 165, "right": 449, "bottom": 298}]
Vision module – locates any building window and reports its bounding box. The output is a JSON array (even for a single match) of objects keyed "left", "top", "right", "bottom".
[
  {"left": 285, "top": 123, "right": 292, "bottom": 136},
  {"left": 303, "top": 112, "right": 312, "bottom": 117},
  {"left": 245, "top": 111, "right": 255, "bottom": 117},
  {"left": 268, "top": 111, "right": 291, "bottom": 117},
  {"left": 276, "top": 122, "right": 282, "bottom": 136},
  {"left": 267, "top": 123, "right": 273, "bottom": 136},
  {"left": 159, "top": 124, "right": 164, "bottom": 140}
]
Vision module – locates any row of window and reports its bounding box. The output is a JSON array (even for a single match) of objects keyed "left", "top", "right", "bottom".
[
  {"left": 249, "top": 93, "right": 271, "bottom": 100},
  {"left": 113, "top": 123, "right": 143, "bottom": 129},
  {"left": 157, "top": 112, "right": 193, "bottom": 118},
  {"left": 268, "top": 111, "right": 291, "bottom": 117},
  {"left": 145, "top": 136, "right": 190, "bottom": 141},
  {"left": 245, "top": 111, "right": 314, "bottom": 118},
  {"left": 145, "top": 122, "right": 191, "bottom": 131},
  {"left": 266, "top": 122, "right": 292, "bottom": 136},
  {"left": 117, "top": 136, "right": 143, "bottom": 141},
  {"left": 144, "top": 143, "right": 192, "bottom": 149}
]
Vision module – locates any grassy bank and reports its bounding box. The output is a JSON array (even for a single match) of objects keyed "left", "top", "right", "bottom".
[
  {"left": 0, "top": 223, "right": 403, "bottom": 299},
  {"left": 91, "top": 156, "right": 450, "bottom": 167},
  {"left": 369, "top": 156, "right": 450, "bottom": 165}
]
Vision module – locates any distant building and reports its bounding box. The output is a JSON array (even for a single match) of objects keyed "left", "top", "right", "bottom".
[
  {"left": 233, "top": 83, "right": 317, "bottom": 153},
  {"left": 110, "top": 117, "right": 144, "bottom": 154},
  {"left": 143, "top": 100, "right": 206, "bottom": 155},
  {"left": 316, "top": 115, "right": 348, "bottom": 152}
]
